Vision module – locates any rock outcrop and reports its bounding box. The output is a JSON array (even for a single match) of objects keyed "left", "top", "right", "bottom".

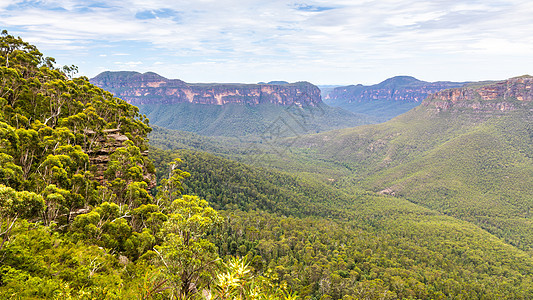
[
  {"left": 325, "top": 76, "right": 466, "bottom": 104},
  {"left": 90, "top": 71, "right": 322, "bottom": 107},
  {"left": 425, "top": 75, "right": 533, "bottom": 112},
  {"left": 87, "top": 128, "right": 156, "bottom": 189}
]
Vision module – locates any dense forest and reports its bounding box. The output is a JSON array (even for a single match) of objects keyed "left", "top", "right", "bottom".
[
  {"left": 0, "top": 31, "right": 292, "bottom": 299},
  {"left": 149, "top": 148, "right": 533, "bottom": 299},
  {"left": 1, "top": 31, "right": 533, "bottom": 300},
  {"left": 285, "top": 96, "right": 533, "bottom": 255},
  {"left": 134, "top": 102, "right": 376, "bottom": 137}
]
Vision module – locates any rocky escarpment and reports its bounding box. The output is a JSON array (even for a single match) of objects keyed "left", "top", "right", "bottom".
[
  {"left": 425, "top": 76, "right": 533, "bottom": 112},
  {"left": 90, "top": 71, "right": 322, "bottom": 107},
  {"left": 325, "top": 76, "right": 466, "bottom": 104}
]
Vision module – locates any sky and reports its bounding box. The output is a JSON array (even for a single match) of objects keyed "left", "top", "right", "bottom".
[{"left": 1, "top": 0, "right": 533, "bottom": 85}]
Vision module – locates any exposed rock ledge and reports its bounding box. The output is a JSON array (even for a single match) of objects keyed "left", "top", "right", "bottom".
[
  {"left": 90, "top": 71, "right": 322, "bottom": 107},
  {"left": 425, "top": 76, "right": 533, "bottom": 112}
]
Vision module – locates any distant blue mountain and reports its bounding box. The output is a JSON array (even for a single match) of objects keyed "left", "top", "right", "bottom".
[{"left": 324, "top": 76, "right": 467, "bottom": 121}]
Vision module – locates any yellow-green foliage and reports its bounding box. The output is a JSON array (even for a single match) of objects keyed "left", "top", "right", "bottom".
[
  {"left": 147, "top": 147, "right": 533, "bottom": 299},
  {"left": 2, "top": 30, "right": 533, "bottom": 300},
  {"left": 0, "top": 31, "right": 296, "bottom": 299}
]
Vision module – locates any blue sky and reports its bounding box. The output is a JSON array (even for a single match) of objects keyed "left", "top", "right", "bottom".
[{"left": 1, "top": 0, "right": 532, "bottom": 85}]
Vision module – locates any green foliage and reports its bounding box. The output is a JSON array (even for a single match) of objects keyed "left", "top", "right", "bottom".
[
  {"left": 154, "top": 195, "right": 222, "bottom": 298},
  {"left": 138, "top": 102, "right": 375, "bottom": 137},
  {"left": 155, "top": 157, "right": 191, "bottom": 211},
  {"left": 0, "top": 221, "right": 125, "bottom": 299},
  {"left": 0, "top": 30, "right": 153, "bottom": 207},
  {"left": 212, "top": 256, "right": 298, "bottom": 300},
  {"left": 285, "top": 101, "right": 533, "bottom": 253},
  {"left": 0, "top": 184, "right": 44, "bottom": 251},
  {"left": 149, "top": 138, "right": 533, "bottom": 299},
  {"left": 0, "top": 31, "right": 299, "bottom": 299},
  {"left": 211, "top": 209, "right": 533, "bottom": 299},
  {"left": 2, "top": 30, "right": 533, "bottom": 300},
  {"left": 0, "top": 184, "right": 44, "bottom": 219},
  {"left": 150, "top": 148, "right": 357, "bottom": 219},
  {"left": 0, "top": 32, "right": 165, "bottom": 298}
]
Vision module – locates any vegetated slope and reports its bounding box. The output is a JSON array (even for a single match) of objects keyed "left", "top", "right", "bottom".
[
  {"left": 324, "top": 76, "right": 466, "bottom": 121},
  {"left": 290, "top": 76, "right": 533, "bottom": 252},
  {"left": 138, "top": 102, "right": 376, "bottom": 137},
  {"left": 148, "top": 125, "right": 357, "bottom": 180},
  {"left": 148, "top": 125, "right": 246, "bottom": 155},
  {"left": 1, "top": 31, "right": 313, "bottom": 300},
  {"left": 149, "top": 147, "right": 533, "bottom": 299},
  {"left": 0, "top": 32, "right": 160, "bottom": 297},
  {"left": 6, "top": 30, "right": 530, "bottom": 298},
  {"left": 91, "top": 71, "right": 377, "bottom": 137},
  {"left": 364, "top": 109, "right": 533, "bottom": 250}
]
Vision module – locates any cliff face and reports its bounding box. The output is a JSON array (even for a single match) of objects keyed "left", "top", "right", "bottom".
[
  {"left": 90, "top": 71, "right": 322, "bottom": 107},
  {"left": 426, "top": 76, "right": 533, "bottom": 112},
  {"left": 325, "top": 76, "right": 466, "bottom": 104}
]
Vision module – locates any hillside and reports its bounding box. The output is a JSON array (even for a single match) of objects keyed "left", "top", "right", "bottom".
[
  {"left": 0, "top": 32, "right": 305, "bottom": 299},
  {"left": 3, "top": 32, "right": 533, "bottom": 299},
  {"left": 324, "top": 76, "right": 466, "bottom": 121},
  {"left": 0, "top": 32, "right": 159, "bottom": 297},
  {"left": 91, "top": 71, "right": 377, "bottom": 137},
  {"left": 288, "top": 76, "right": 533, "bottom": 252},
  {"left": 149, "top": 148, "right": 533, "bottom": 299},
  {"left": 139, "top": 102, "right": 376, "bottom": 137},
  {"left": 145, "top": 76, "right": 533, "bottom": 297}
]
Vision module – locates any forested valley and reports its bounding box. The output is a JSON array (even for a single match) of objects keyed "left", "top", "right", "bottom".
[{"left": 1, "top": 31, "right": 533, "bottom": 300}]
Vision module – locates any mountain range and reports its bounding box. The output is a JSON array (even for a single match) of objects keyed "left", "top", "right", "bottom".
[
  {"left": 90, "top": 71, "right": 377, "bottom": 137},
  {"left": 90, "top": 71, "right": 322, "bottom": 107},
  {"left": 287, "top": 75, "right": 533, "bottom": 250},
  {"left": 147, "top": 75, "right": 533, "bottom": 298},
  {"left": 4, "top": 32, "right": 533, "bottom": 300},
  {"left": 324, "top": 76, "right": 467, "bottom": 121},
  {"left": 146, "top": 75, "right": 533, "bottom": 253}
]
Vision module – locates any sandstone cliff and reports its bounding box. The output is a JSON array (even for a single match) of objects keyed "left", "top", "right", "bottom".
[
  {"left": 90, "top": 71, "right": 322, "bottom": 107},
  {"left": 425, "top": 75, "right": 533, "bottom": 112}
]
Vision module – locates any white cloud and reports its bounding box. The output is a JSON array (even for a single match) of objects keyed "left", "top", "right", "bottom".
[
  {"left": 1, "top": 0, "right": 532, "bottom": 84},
  {"left": 114, "top": 61, "right": 143, "bottom": 67}
]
